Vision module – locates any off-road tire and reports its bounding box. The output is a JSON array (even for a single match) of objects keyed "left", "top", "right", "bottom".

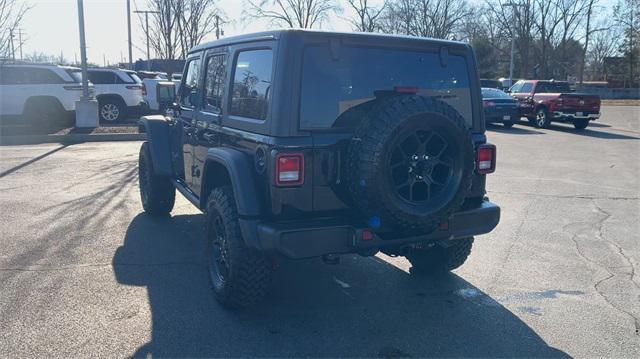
[
  {"left": 534, "top": 107, "right": 551, "bottom": 128},
  {"left": 573, "top": 119, "right": 589, "bottom": 130},
  {"left": 406, "top": 237, "right": 474, "bottom": 274},
  {"left": 98, "top": 97, "right": 126, "bottom": 122},
  {"left": 205, "top": 186, "right": 271, "bottom": 308},
  {"left": 347, "top": 96, "right": 474, "bottom": 231},
  {"left": 138, "top": 142, "right": 175, "bottom": 215}
]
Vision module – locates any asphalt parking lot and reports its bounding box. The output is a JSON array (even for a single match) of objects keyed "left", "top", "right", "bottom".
[{"left": 1, "top": 105, "right": 639, "bottom": 357}]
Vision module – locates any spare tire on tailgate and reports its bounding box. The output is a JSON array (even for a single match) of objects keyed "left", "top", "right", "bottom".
[{"left": 346, "top": 95, "right": 474, "bottom": 231}]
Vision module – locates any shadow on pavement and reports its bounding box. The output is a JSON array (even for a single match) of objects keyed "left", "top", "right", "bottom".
[
  {"left": 0, "top": 144, "right": 68, "bottom": 178},
  {"left": 113, "top": 213, "right": 568, "bottom": 358},
  {"left": 516, "top": 121, "right": 639, "bottom": 140},
  {"left": 487, "top": 123, "right": 545, "bottom": 135}
]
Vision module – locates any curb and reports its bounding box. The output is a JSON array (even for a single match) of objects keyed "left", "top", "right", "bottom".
[{"left": 0, "top": 133, "right": 146, "bottom": 146}]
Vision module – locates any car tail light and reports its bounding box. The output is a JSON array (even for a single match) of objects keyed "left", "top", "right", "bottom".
[
  {"left": 483, "top": 100, "right": 495, "bottom": 108},
  {"left": 276, "top": 153, "right": 304, "bottom": 186},
  {"left": 476, "top": 144, "right": 496, "bottom": 174},
  {"left": 141, "top": 83, "right": 147, "bottom": 96}
]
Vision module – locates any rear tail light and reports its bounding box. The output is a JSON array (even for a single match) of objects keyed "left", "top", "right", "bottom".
[
  {"left": 476, "top": 144, "right": 496, "bottom": 174},
  {"left": 276, "top": 153, "right": 304, "bottom": 186},
  {"left": 141, "top": 83, "right": 147, "bottom": 96}
]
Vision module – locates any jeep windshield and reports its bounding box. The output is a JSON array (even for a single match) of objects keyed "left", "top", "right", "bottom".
[{"left": 300, "top": 45, "right": 473, "bottom": 129}]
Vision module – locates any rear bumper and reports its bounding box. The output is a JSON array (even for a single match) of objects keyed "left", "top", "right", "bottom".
[
  {"left": 240, "top": 201, "right": 500, "bottom": 259},
  {"left": 552, "top": 111, "right": 600, "bottom": 121}
]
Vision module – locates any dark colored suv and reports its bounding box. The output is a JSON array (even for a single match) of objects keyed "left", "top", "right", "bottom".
[{"left": 138, "top": 30, "right": 500, "bottom": 308}]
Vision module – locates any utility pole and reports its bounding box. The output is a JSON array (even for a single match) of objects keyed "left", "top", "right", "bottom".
[
  {"left": 134, "top": 10, "right": 159, "bottom": 71},
  {"left": 126, "top": 0, "right": 133, "bottom": 69},
  {"left": 216, "top": 15, "right": 220, "bottom": 40},
  {"left": 503, "top": 2, "right": 524, "bottom": 86},
  {"left": 17, "top": 29, "right": 24, "bottom": 60},
  {"left": 75, "top": 0, "right": 98, "bottom": 127},
  {"left": 9, "top": 28, "right": 15, "bottom": 61}
]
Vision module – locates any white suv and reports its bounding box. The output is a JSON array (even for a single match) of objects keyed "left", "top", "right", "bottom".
[
  {"left": 0, "top": 64, "right": 87, "bottom": 127},
  {"left": 87, "top": 68, "right": 147, "bottom": 122}
]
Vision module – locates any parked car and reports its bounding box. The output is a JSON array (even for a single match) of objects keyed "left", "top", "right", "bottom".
[
  {"left": 141, "top": 78, "right": 176, "bottom": 113},
  {"left": 509, "top": 80, "right": 601, "bottom": 129},
  {"left": 87, "top": 68, "right": 147, "bottom": 122},
  {"left": 480, "top": 79, "right": 502, "bottom": 89},
  {"left": 0, "top": 64, "right": 90, "bottom": 128},
  {"left": 135, "top": 30, "right": 500, "bottom": 308},
  {"left": 481, "top": 87, "right": 519, "bottom": 128}
]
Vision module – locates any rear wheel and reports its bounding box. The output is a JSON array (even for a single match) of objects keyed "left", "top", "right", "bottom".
[
  {"left": 205, "top": 186, "right": 272, "bottom": 308},
  {"left": 98, "top": 97, "right": 126, "bottom": 122},
  {"left": 534, "top": 108, "right": 551, "bottom": 128},
  {"left": 138, "top": 142, "right": 175, "bottom": 216},
  {"left": 23, "top": 98, "right": 67, "bottom": 131},
  {"left": 503, "top": 120, "right": 514, "bottom": 128},
  {"left": 406, "top": 237, "right": 474, "bottom": 274},
  {"left": 573, "top": 119, "right": 589, "bottom": 130}
]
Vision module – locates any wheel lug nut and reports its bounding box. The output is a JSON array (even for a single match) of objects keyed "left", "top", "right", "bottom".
[
  {"left": 423, "top": 155, "right": 429, "bottom": 160},
  {"left": 417, "top": 175, "right": 423, "bottom": 180},
  {"left": 412, "top": 155, "right": 419, "bottom": 161}
]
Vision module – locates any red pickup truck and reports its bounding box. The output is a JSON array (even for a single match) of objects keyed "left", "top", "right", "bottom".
[{"left": 509, "top": 80, "right": 601, "bottom": 130}]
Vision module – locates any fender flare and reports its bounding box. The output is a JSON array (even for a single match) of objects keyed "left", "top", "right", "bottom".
[
  {"left": 203, "top": 147, "right": 262, "bottom": 217},
  {"left": 138, "top": 116, "right": 173, "bottom": 176}
]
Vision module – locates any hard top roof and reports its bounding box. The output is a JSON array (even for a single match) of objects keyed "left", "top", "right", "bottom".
[{"left": 189, "top": 29, "right": 468, "bottom": 54}]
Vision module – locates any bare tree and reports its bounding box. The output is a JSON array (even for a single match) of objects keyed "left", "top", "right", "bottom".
[
  {"left": 347, "top": 0, "right": 387, "bottom": 32},
  {"left": 244, "top": 0, "right": 341, "bottom": 29},
  {"left": 585, "top": 26, "right": 621, "bottom": 80},
  {"left": 0, "top": 0, "right": 30, "bottom": 60},
  {"left": 378, "top": 0, "right": 471, "bottom": 40},
  {"left": 140, "top": 0, "right": 222, "bottom": 60}
]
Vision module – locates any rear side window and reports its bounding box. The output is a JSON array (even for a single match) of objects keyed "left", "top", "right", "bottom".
[
  {"left": 230, "top": 49, "right": 273, "bottom": 120},
  {"left": 1, "top": 67, "right": 63, "bottom": 84},
  {"left": 66, "top": 70, "right": 83, "bottom": 83},
  {"left": 204, "top": 54, "right": 227, "bottom": 114},
  {"left": 300, "top": 46, "right": 473, "bottom": 129},
  {"left": 88, "top": 71, "right": 116, "bottom": 84},
  {"left": 128, "top": 73, "right": 142, "bottom": 83}
]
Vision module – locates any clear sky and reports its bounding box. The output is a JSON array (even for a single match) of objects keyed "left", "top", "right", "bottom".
[{"left": 19, "top": 0, "right": 358, "bottom": 65}]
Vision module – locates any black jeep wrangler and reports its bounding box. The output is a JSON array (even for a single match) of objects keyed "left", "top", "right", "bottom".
[{"left": 138, "top": 30, "right": 500, "bottom": 308}]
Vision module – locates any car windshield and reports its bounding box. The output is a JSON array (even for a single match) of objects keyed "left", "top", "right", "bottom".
[
  {"left": 300, "top": 45, "right": 473, "bottom": 129},
  {"left": 537, "top": 82, "right": 571, "bottom": 93},
  {"left": 481, "top": 88, "right": 512, "bottom": 99}
]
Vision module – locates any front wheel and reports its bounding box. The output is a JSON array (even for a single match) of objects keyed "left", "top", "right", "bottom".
[
  {"left": 573, "top": 119, "right": 589, "bottom": 130},
  {"left": 205, "top": 186, "right": 272, "bottom": 308},
  {"left": 138, "top": 142, "right": 175, "bottom": 216},
  {"left": 534, "top": 108, "right": 551, "bottom": 128},
  {"left": 503, "top": 120, "right": 514, "bottom": 129},
  {"left": 405, "top": 237, "right": 474, "bottom": 274}
]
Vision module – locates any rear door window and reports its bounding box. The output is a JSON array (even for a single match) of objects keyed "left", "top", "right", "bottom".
[
  {"left": 28, "top": 68, "right": 64, "bottom": 84},
  {"left": 230, "top": 49, "right": 273, "bottom": 120},
  {"left": 204, "top": 54, "right": 227, "bottom": 114},
  {"left": 300, "top": 46, "right": 473, "bottom": 129}
]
